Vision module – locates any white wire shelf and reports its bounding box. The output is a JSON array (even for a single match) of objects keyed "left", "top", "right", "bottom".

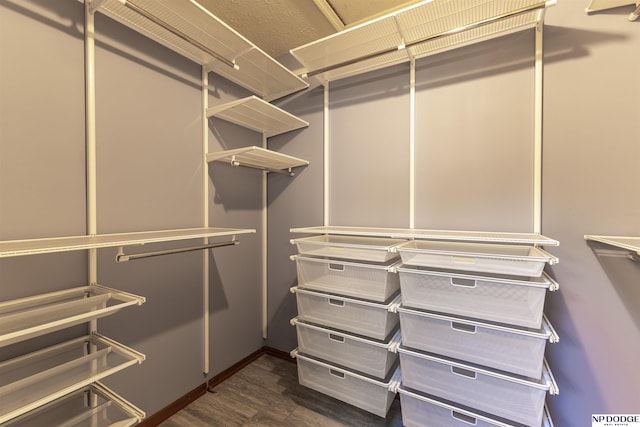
[
  {"left": 585, "top": 235, "right": 640, "bottom": 254},
  {"left": 291, "top": 226, "right": 559, "bottom": 246},
  {"left": 207, "top": 146, "right": 309, "bottom": 176},
  {"left": 290, "top": 0, "right": 555, "bottom": 82},
  {"left": 0, "top": 285, "right": 145, "bottom": 348},
  {"left": 94, "top": 0, "right": 307, "bottom": 100},
  {"left": 0, "top": 334, "right": 145, "bottom": 424},
  {"left": 0, "top": 227, "right": 255, "bottom": 258},
  {"left": 207, "top": 96, "right": 309, "bottom": 138},
  {"left": 3, "top": 382, "right": 145, "bottom": 427}
]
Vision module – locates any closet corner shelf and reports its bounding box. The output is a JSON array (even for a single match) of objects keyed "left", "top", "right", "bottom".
[
  {"left": 0, "top": 285, "right": 145, "bottom": 348},
  {"left": 207, "top": 146, "right": 309, "bottom": 176},
  {"left": 3, "top": 382, "right": 145, "bottom": 427},
  {"left": 584, "top": 235, "right": 640, "bottom": 254},
  {"left": 207, "top": 96, "right": 309, "bottom": 138},
  {"left": 290, "top": 0, "right": 555, "bottom": 82},
  {"left": 0, "top": 227, "right": 255, "bottom": 258},
  {"left": 291, "top": 226, "right": 559, "bottom": 246},
  {"left": 0, "top": 334, "right": 144, "bottom": 424},
  {"left": 94, "top": 0, "right": 307, "bottom": 100}
]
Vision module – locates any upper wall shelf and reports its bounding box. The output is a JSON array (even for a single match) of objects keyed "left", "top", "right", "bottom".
[
  {"left": 0, "top": 227, "right": 255, "bottom": 258},
  {"left": 585, "top": 235, "right": 640, "bottom": 254},
  {"left": 290, "top": 0, "right": 555, "bottom": 82},
  {"left": 291, "top": 225, "right": 559, "bottom": 246},
  {"left": 93, "top": 0, "right": 308, "bottom": 100},
  {"left": 207, "top": 96, "right": 309, "bottom": 138},
  {"left": 207, "top": 146, "right": 309, "bottom": 176}
]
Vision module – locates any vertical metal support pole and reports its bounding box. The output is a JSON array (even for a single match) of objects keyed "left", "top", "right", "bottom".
[
  {"left": 202, "top": 67, "right": 210, "bottom": 374},
  {"left": 409, "top": 58, "right": 416, "bottom": 229},
  {"left": 533, "top": 22, "right": 543, "bottom": 234},
  {"left": 85, "top": 3, "right": 98, "bottom": 333},
  {"left": 323, "top": 83, "right": 330, "bottom": 226},
  {"left": 262, "top": 133, "right": 268, "bottom": 339}
]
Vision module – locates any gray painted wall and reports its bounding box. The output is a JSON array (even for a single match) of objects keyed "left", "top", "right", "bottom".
[{"left": 1, "top": 0, "right": 265, "bottom": 418}]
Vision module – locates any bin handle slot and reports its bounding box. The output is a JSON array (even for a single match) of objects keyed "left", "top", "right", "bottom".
[
  {"left": 328, "top": 298, "right": 345, "bottom": 307},
  {"left": 452, "top": 256, "right": 477, "bottom": 265},
  {"left": 451, "top": 322, "right": 476, "bottom": 334},
  {"left": 328, "top": 333, "right": 345, "bottom": 343},
  {"left": 329, "top": 369, "right": 345, "bottom": 379},
  {"left": 328, "top": 263, "right": 345, "bottom": 272},
  {"left": 450, "top": 277, "right": 477, "bottom": 288},
  {"left": 451, "top": 411, "right": 477, "bottom": 425},
  {"left": 451, "top": 366, "right": 477, "bottom": 379}
]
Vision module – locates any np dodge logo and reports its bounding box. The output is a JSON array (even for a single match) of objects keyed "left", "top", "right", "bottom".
[{"left": 592, "top": 414, "right": 640, "bottom": 427}]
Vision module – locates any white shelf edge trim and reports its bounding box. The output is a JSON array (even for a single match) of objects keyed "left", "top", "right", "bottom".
[
  {"left": 291, "top": 225, "right": 559, "bottom": 246},
  {"left": 0, "top": 227, "right": 255, "bottom": 258},
  {"left": 207, "top": 96, "right": 309, "bottom": 138},
  {"left": 585, "top": 235, "right": 640, "bottom": 254},
  {"left": 0, "top": 334, "right": 144, "bottom": 424},
  {"left": 0, "top": 285, "right": 145, "bottom": 348},
  {"left": 207, "top": 146, "right": 309, "bottom": 174}
]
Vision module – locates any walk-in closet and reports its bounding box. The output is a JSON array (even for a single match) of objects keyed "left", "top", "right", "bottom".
[{"left": 1, "top": 1, "right": 638, "bottom": 426}]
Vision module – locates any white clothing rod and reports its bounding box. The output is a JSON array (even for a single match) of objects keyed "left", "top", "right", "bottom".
[
  {"left": 119, "top": 0, "right": 239, "bottom": 70},
  {"left": 115, "top": 241, "right": 238, "bottom": 262}
]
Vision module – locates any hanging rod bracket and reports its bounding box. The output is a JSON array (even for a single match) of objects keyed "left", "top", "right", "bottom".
[
  {"left": 88, "top": 0, "right": 109, "bottom": 15},
  {"left": 115, "top": 240, "right": 239, "bottom": 262}
]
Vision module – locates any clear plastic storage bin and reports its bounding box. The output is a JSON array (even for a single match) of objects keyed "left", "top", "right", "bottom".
[
  {"left": 292, "top": 287, "right": 400, "bottom": 340},
  {"left": 399, "top": 386, "right": 554, "bottom": 427},
  {"left": 398, "top": 347, "right": 558, "bottom": 426},
  {"left": 291, "top": 317, "right": 401, "bottom": 379},
  {"left": 398, "top": 267, "right": 558, "bottom": 328},
  {"left": 293, "top": 350, "right": 401, "bottom": 418},
  {"left": 397, "top": 240, "right": 557, "bottom": 277},
  {"left": 294, "top": 255, "right": 401, "bottom": 302},
  {"left": 398, "top": 306, "right": 558, "bottom": 378},
  {"left": 291, "top": 235, "right": 405, "bottom": 262}
]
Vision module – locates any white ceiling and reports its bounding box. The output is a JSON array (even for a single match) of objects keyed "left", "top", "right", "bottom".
[{"left": 199, "top": 0, "right": 424, "bottom": 58}]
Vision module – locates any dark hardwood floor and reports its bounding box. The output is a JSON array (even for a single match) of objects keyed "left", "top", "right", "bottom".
[{"left": 160, "top": 354, "right": 403, "bottom": 427}]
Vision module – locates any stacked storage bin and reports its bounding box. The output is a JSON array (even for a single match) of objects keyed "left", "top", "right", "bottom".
[
  {"left": 289, "top": 234, "right": 405, "bottom": 417},
  {"left": 395, "top": 238, "right": 561, "bottom": 427}
]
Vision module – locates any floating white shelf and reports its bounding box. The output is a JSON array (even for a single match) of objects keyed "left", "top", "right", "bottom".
[
  {"left": 207, "top": 146, "right": 309, "bottom": 176},
  {"left": 207, "top": 96, "right": 309, "bottom": 138},
  {"left": 0, "top": 285, "right": 145, "bottom": 348},
  {"left": 291, "top": 0, "right": 555, "bottom": 82},
  {"left": 94, "top": 0, "right": 307, "bottom": 100},
  {"left": 3, "top": 382, "right": 145, "bottom": 427},
  {"left": 0, "top": 334, "right": 145, "bottom": 424},
  {"left": 0, "top": 227, "right": 255, "bottom": 258},
  {"left": 585, "top": 235, "right": 640, "bottom": 254},
  {"left": 291, "top": 226, "right": 559, "bottom": 246}
]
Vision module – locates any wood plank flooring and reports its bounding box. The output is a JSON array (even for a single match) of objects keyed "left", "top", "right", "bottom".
[{"left": 160, "top": 354, "right": 403, "bottom": 427}]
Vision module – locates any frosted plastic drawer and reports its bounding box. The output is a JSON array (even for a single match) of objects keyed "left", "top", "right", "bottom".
[
  {"left": 293, "top": 350, "right": 401, "bottom": 418},
  {"left": 398, "top": 306, "right": 558, "bottom": 378},
  {"left": 398, "top": 347, "right": 558, "bottom": 426},
  {"left": 291, "top": 235, "right": 405, "bottom": 262},
  {"left": 399, "top": 386, "right": 555, "bottom": 427},
  {"left": 292, "top": 287, "right": 400, "bottom": 340},
  {"left": 397, "top": 240, "right": 558, "bottom": 277},
  {"left": 294, "top": 255, "right": 401, "bottom": 302},
  {"left": 292, "top": 317, "right": 400, "bottom": 379},
  {"left": 398, "top": 267, "right": 558, "bottom": 328}
]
